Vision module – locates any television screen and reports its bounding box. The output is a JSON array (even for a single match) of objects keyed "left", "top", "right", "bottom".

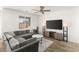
[{"left": 46, "top": 20, "right": 62, "bottom": 30}]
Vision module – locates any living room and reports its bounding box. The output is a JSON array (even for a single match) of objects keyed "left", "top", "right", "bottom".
[{"left": 0, "top": 6, "right": 79, "bottom": 52}]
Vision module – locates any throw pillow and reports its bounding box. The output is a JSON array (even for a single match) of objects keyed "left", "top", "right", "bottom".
[{"left": 9, "top": 37, "right": 19, "bottom": 49}]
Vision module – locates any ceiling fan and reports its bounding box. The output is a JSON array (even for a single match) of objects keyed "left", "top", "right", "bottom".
[{"left": 32, "top": 6, "right": 51, "bottom": 14}]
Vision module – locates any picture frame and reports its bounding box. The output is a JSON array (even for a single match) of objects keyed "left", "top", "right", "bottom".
[{"left": 19, "top": 16, "right": 30, "bottom": 29}]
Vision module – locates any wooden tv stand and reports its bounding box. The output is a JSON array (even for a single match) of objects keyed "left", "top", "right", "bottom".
[
  {"left": 44, "top": 31, "right": 63, "bottom": 41},
  {"left": 44, "top": 31, "right": 56, "bottom": 38}
]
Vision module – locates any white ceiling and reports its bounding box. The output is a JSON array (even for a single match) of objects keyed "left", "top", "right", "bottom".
[{"left": 3, "top": 6, "right": 76, "bottom": 15}]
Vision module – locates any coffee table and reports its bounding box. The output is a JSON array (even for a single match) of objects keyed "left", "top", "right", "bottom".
[{"left": 32, "top": 34, "right": 43, "bottom": 44}]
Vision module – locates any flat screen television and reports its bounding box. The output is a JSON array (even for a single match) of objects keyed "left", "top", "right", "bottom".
[{"left": 46, "top": 19, "right": 62, "bottom": 30}]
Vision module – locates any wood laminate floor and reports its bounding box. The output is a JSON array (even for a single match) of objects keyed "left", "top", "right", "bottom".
[
  {"left": 45, "top": 38, "right": 79, "bottom": 52},
  {"left": 1, "top": 37, "right": 79, "bottom": 52}
]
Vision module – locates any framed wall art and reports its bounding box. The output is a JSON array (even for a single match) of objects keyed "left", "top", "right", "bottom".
[{"left": 19, "top": 16, "right": 30, "bottom": 29}]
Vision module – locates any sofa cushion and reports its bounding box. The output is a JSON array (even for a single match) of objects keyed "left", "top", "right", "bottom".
[
  {"left": 14, "top": 31, "right": 21, "bottom": 35},
  {"left": 4, "top": 32, "right": 14, "bottom": 40},
  {"left": 7, "top": 32, "right": 15, "bottom": 36},
  {"left": 22, "top": 34, "right": 32, "bottom": 39},
  {"left": 14, "top": 33, "right": 32, "bottom": 39},
  {"left": 26, "top": 30, "right": 30, "bottom": 33},
  {"left": 6, "top": 34, "right": 13, "bottom": 39},
  {"left": 14, "top": 30, "right": 30, "bottom": 35}
]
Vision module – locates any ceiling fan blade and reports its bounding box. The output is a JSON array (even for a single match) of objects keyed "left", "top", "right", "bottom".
[
  {"left": 32, "top": 9, "right": 40, "bottom": 11},
  {"left": 43, "top": 10, "right": 50, "bottom": 12},
  {"left": 33, "top": 6, "right": 50, "bottom": 14}
]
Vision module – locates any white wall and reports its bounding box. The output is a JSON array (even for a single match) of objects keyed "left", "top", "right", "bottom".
[
  {"left": 2, "top": 7, "right": 79, "bottom": 43},
  {"left": 2, "top": 8, "right": 39, "bottom": 32},
  {"left": 38, "top": 7, "right": 79, "bottom": 43}
]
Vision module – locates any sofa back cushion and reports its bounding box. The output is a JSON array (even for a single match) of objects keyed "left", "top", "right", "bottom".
[
  {"left": 14, "top": 30, "right": 30, "bottom": 35},
  {"left": 4, "top": 32, "right": 15, "bottom": 40},
  {"left": 5, "top": 32, "right": 15, "bottom": 36}
]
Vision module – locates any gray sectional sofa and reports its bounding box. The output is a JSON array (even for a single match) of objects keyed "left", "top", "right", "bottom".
[{"left": 4, "top": 30, "right": 39, "bottom": 52}]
